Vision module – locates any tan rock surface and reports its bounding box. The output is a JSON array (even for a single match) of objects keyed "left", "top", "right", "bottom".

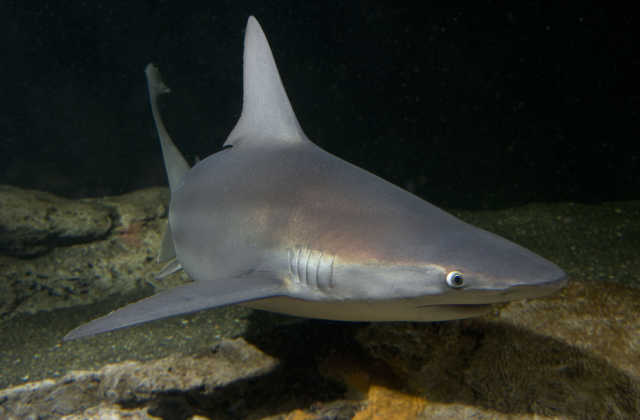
[
  {"left": 0, "top": 338, "right": 277, "bottom": 420},
  {"left": 353, "top": 280, "right": 640, "bottom": 419},
  {"left": 0, "top": 186, "right": 112, "bottom": 258},
  {"left": 0, "top": 186, "right": 189, "bottom": 319}
]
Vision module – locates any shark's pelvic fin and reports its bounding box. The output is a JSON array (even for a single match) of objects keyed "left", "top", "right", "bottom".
[
  {"left": 157, "top": 224, "right": 177, "bottom": 263},
  {"left": 156, "top": 258, "right": 183, "bottom": 279},
  {"left": 224, "top": 16, "right": 310, "bottom": 149}
]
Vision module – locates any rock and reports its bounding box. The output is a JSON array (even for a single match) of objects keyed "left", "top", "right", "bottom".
[
  {"left": 0, "top": 186, "right": 112, "bottom": 258},
  {"left": 3, "top": 280, "right": 640, "bottom": 420},
  {"left": 0, "top": 338, "right": 278, "bottom": 420},
  {"left": 352, "top": 280, "right": 640, "bottom": 419},
  {"left": 0, "top": 186, "right": 189, "bottom": 320},
  {"left": 97, "top": 338, "right": 278, "bottom": 403},
  {"left": 61, "top": 404, "right": 161, "bottom": 420},
  {"left": 0, "top": 373, "right": 101, "bottom": 419}
]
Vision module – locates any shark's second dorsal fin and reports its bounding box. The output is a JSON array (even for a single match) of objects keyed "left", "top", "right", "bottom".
[{"left": 224, "top": 16, "right": 310, "bottom": 149}]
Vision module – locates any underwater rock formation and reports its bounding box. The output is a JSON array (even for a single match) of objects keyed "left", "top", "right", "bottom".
[
  {"left": 0, "top": 186, "right": 190, "bottom": 319},
  {"left": 61, "top": 404, "right": 161, "bottom": 420},
  {"left": 0, "top": 338, "right": 277, "bottom": 420},
  {"left": 349, "top": 279, "right": 640, "bottom": 419},
  {"left": 3, "top": 280, "right": 640, "bottom": 419},
  {"left": 0, "top": 186, "right": 112, "bottom": 258}
]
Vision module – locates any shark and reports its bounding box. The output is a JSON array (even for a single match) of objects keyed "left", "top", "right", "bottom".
[{"left": 64, "top": 16, "right": 567, "bottom": 341}]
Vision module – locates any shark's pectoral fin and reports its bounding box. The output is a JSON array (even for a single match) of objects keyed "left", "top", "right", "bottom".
[{"left": 64, "top": 273, "right": 284, "bottom": 341}]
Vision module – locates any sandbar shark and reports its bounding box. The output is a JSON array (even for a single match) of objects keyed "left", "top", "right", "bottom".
[{"left": 65, "top": 17, "right": 566, "bottom": 340}]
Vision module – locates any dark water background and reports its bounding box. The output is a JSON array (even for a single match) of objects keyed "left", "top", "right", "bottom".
[{"left": 0, "top": 0, "right": 637, "bottom": 210}]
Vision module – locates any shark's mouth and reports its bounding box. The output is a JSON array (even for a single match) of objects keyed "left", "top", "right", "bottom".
[
  {"left": 415, "top": 303, "right": 493, "bottom": 321},
  {"left": 422, "top": 303, "right": 493, "bottom": 311}
]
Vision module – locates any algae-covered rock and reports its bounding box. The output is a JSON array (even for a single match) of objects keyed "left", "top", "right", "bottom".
[
  {"left": 0, "top": 186, "right": 189, "bottom": 320},
  {"left": 354, "top": 280, "right": 640, "bottom": 419},
  {"left": 3, "top": 280, "right": 640, "bottom": 420},
  {"left": 0, "top": 186, "right": 112, "bottom": 258},
  {"left": 0, "top": 338, "right": 278, "bottom": 420},
  {"left": 61, "top": 404, "right": 161, "bottom": 420},
  {"left": 96, "top": 337, "right": 278, "bottom": 402}
]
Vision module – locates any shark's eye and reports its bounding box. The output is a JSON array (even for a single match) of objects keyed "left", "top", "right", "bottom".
[{"left": 446, "top": 271, "right": 464, "bottom": 288}]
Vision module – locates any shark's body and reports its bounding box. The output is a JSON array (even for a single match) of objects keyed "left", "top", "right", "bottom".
[{"left": 65, "top": 17, "right": 566, "bottom": 340}]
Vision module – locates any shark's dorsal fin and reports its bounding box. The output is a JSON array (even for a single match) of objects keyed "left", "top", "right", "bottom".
[{"left": 224, "top": 16, "right": 309, "bottom": 148}]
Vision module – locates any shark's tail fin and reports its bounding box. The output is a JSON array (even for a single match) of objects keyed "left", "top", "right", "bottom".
[
  {"left": 145, "top": 64, "right": 190, "bottom": 264},
  {"left": 145, "top": 64, "right": 190, "bottom": 193}
]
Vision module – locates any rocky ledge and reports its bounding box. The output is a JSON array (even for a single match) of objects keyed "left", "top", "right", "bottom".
[{"left": 0, "top": 186, "right": 189, "bottom": 319}]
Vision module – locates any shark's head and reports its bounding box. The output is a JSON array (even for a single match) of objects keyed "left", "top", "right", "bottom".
[
  {"left": 333, "top": 216, "right": 567, "bottom": 321},
  {"left": 276, "top": 193, "right": 567, "bottom": 322}
]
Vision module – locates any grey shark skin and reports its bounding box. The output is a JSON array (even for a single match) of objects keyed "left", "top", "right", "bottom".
[{"left": 64, "top": 16, "right": 567, "bottom": 340}]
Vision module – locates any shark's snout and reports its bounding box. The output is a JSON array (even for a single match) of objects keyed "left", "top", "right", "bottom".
[{"left": 502, "top": 273, "right": 568, "bottom": 301}]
